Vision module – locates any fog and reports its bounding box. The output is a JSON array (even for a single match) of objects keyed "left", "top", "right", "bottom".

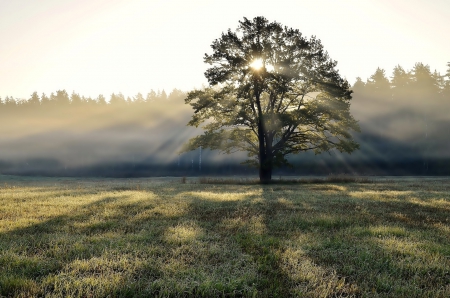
[
  {"left": 341, "top": 63, "right": 450, "bottom": 174},
  {"left": 1, "top": 62, "right": 450, "bottom": 176}
]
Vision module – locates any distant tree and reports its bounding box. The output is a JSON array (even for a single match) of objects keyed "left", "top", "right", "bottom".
[
  {"left": 96, "top": 94, "right": 107, "bottom": 105},
  {"left": 168, "top": 89, "right": 185, "bottom": 102},
  {"left": 352, "top": 77, "right": 366, "bottom": 94},
  {"left": 184, "top": 16, "right": 359, "bottom": 183},
  {"left": 389, "top": 65, "right": 412, "bottom": 104},
  {"left": 28, "top": 92, "right": 40, "bottom": 105},
  {"left": 366, "top": 67, "right": 391, "bottom": 98},
  {"left": 84, "top": 96, "right": 96, "bottom": 105},
  {"left": 41, "top": 93, "right": 50, "bottom": 105},
  {"left": 159, "top": 90, "right": 167, "bottom": 101},
  {"left": 146, "top": 90, "right": 157, "bottom": 102},
  {"left": 410, "top": 63, "right": 441, "bottom": 117},
  {"left": 445, "top": 62, "right": 450, "bottom": 81},
  {"left": 433, "top": 69, "right": 446, "bottom": 100},
  {"left": 134, "top": 92, "right": 145, "bottom": 103},
  {"left": 16, "top": 98, "right": 28, "bottom": 106},
  {"left": 411, "top": 63, "right": 440, "bottom": 93},
  {"left": 4, "top": 96, "right": 16, "bottom": 107},
  {"left": 409, "top": 63, "right": 442, "bottom": 174},
  {"left": 110, "top": 93, "right": 126, "bottom": 105},
  {"left": 55, "top": 90, "right": 70, "bottom": 105},
  {"left": 49, "top": 92, "right": 57, "bottom": 105},
  {"left": 443, "top": 62, "right": 450, "bottom": 98},
  {"left": 391, "top": 65, "right": 410, "bottom": 88},
  {"left": 70, "top": 91, "right": 82, "bottom": 105}
]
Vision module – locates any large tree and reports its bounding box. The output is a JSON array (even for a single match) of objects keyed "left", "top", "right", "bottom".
[{"left": 184, "top": 17, "right": 359, "bottom": 183}]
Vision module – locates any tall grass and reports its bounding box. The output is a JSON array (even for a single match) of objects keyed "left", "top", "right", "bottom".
[{"left": 0, "top": 175, "right": 449, "bottom": 297}]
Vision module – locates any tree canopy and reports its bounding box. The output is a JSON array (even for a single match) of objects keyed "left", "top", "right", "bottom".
[{"left": 184, "top": 16, "right": 360, "bottom": 183}]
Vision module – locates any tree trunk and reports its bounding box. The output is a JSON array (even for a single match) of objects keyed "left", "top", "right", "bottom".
[
  {"left": 259, "top": 159, "right": 272, "bottom": 184},
  {"left": 258, "top": 128, "right": 270, "bottom": 183},
  {"left": 257, "top": 116, "right": 272, "bottom": 184},
  {"left": 255, "top": 84, "right": 272, "bottom": 184}
]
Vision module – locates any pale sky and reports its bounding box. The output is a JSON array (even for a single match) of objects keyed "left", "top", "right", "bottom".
[{"left": 1, "top": 0, "right": 449, "bottom": 100}]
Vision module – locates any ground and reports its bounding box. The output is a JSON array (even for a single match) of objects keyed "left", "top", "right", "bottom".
[{"left": 0, "top": 175, "right": 449, "bottom": 297}]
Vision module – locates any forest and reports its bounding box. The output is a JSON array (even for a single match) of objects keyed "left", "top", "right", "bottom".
[{"left": 1, "top": 62, "right": 449, "bottom": 177}]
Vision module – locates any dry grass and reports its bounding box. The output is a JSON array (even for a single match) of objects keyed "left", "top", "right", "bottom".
[{"left": 0, "top": 175, "right": 449, "bottom": 297}]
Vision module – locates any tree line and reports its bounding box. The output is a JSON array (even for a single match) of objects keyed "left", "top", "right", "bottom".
[
  {"left": 344, "top": 62, "right": 450, "bottom": 175},
  {"left": 0, "top": 88, "right": 185, "bottom": 110},
  {"left": 353, "top": 62, "right": 450, "bottom": 107},
  {"left": 352, "top": 62, "right": 450, "bottom": 139}
]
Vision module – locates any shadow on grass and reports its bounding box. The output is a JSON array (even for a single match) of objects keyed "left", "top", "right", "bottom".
[
  {"left": 284, "top": 183, "right": 450, "bottom": 296},
  {"left": 0, "top": 180, "right": 449, "bottom": 297}
]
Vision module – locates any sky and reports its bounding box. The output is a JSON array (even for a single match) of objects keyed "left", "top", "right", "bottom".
[{"left": 1, "top": 0, "right": 449, "bottom": 100}]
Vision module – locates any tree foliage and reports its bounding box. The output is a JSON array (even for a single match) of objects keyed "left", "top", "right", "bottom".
[{"left": 184, "top": 16, "right": 360, "bottom": 182}]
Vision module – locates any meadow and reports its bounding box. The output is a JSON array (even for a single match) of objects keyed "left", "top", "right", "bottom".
[{"left": 0, "top": 175, "right": 449, "bottom": 297}]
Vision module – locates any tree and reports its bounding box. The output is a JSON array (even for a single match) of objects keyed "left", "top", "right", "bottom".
[
  {"left": 4, "top": 96, "right": 16, "bottom": 108},
  {"left": 391, "top": 65, "right": 411, "bottom": 101},
  {"left": 411, "top": 63, "right": 440, "bottom": 94},
  {"left": 55, "top": 90, "right": 70, "bottom": 105},
  {"left": 366, "top": 67, "right": 391, "bottom": 99},
  {"left": 84, "top": 96, "right": 96, "bottom": 105},
  {"left": 50, "top": 92, "right": 57, "bottom": 104},
  {"left": 351, "top": 77, "right": 367, "bottom": 107},
  {"left": 159, "top": 90, "right": 168, "bottom": 101},
  {"left": 41, "top": 93, "right": 50, "bottom": 105},
  {"left": 352, "top": 77, "right": 365, "bottom": 93},
  {"left": 110, "top": 93, "right": 126, "bottom": 105},
  {"left": 28, "top": 91, "right": 40, "bottom": 106},
  {"left": 70, "top": 91, "right": 82, "bottom": 105},
  {"left": 134, "top": 92, "right": 145, "bottom": 103},
  {"left": 146, "top": 90, "right": 157, "bottom": 103},
  {"left": 443, "top": 62, "right": 450, "bottom": 99},
  {"left": 96, "top": 94, "right": 107, "bottom": 105},
  {"left": 168, "top": 89, "right": 185, "bottom": 102},
  {"left": 184, "top": 16, "right": 359, "bottom": 183},
  {"left": 410, "top": 63, "right": 441, "bottom": 117}
]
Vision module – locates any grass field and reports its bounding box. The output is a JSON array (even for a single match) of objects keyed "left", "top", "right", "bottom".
[{"left": 0, "top": 175, "right": 449, "bottom": 297}]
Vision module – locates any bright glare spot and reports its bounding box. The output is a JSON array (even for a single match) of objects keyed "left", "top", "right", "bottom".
[
  {"left": 266, "top": 64, "right": 274, "bottom": 72},
  {"left": 250, "top": 58, "right": 264, "bottom": 70}
]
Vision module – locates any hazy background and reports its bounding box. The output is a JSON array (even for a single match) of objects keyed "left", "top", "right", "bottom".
[
  {"left": 0, "top": 1, "right": 449, "bottom": 176},
  {"left": 1, "top": 60, "right": 449, "bottom": 177}
]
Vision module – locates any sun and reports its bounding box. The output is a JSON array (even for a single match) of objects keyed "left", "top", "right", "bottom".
[{"left": 250, "top": 58, "right": 264, "bottom": 70}]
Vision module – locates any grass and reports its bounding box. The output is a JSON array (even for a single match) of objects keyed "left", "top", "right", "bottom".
[
  {"left": 197, "top": 174, "right": 373, "bottom": 184},
  {"left": 0, "top": 175, "right": 449, "bottom": 297}
]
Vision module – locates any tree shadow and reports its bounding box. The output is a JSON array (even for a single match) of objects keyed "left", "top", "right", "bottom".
[
  {"left": 1, "top": 180, "right": 449, "bottom": 297},
  {"left": 0, "top": 184, "right": 255, "bottom": 296},
  {"left": 289, "top": 182, "right": 450, "bottom": 296}
]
